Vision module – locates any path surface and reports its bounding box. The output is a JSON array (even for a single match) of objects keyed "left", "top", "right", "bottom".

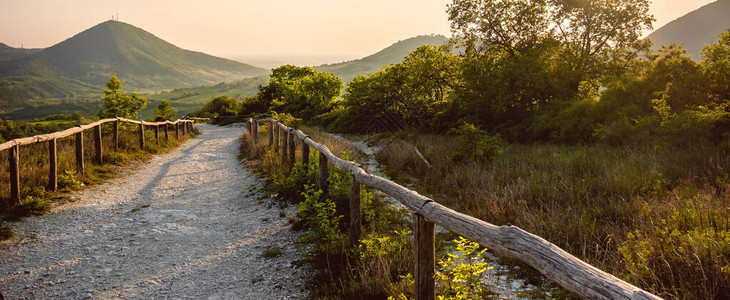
[{"left": 0, "top": 124, "right": 306, "bottom": 299}]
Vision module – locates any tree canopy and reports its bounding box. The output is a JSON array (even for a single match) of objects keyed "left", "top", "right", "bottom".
[
  {"left": 257, "top": 65, "right": 342, "bottom": 120},
  {"left": 97, "top": 73, "right": 148, "bottom": 119},
  {"left": 153, "top": 99, "right": 177, "bottom": 121}
]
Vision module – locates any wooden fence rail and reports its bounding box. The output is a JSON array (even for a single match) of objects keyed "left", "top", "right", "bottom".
[
  {"left": 248, "top": 118, "right": 661, "bottom": 300},
  {"left": 1, "top": 117, "right": 198, "bottom": 205}
]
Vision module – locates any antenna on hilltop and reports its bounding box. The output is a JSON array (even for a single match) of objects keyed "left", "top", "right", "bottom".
[{"left": 116, "top": 12, "right": 119, "bottom": 21}]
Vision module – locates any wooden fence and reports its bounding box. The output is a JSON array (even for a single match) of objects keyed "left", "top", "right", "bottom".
[
  {"left": 247, "top": 118, "right": 662, "bottom": 300},
  {"left": 1, "top": 117, "right": 197, "bottom": 205}
]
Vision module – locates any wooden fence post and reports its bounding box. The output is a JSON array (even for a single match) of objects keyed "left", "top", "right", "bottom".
[
  {"left": 318, "top": 152, "right": 329, "bottom": 194},
  {"left": 154, "top": 124, "right": 160, "bottom": 145},
  {"left": 282, "top": 128, "right": 289, "bottom": 166},
  {"left": 182, "top": 121, "right": 187, "bottom": 136},
  {"left": 268, "top": 121, "right": 274, "bottom": 147},
  {"left": 48, "top": 138, "right": 57, "bottom": 192},
  {"left": 253, "top": 121, "right": 259, "bottom": 142},
  {"left": 139, "top": 124, "right": 145, "bottom": 149},
  {"left": 94, "top": 125, "right": 103, "bottom": 164},
  {"left": 9, "top": 144, "right": 20, "bottom": 204},
  {"left": 175, "top": 122, "right": 180, "bottom": 140},
  {"left": 164, "top": 124, "right": 169, "bottom": 141},
  {"left": 302, "top": 139, "right": 310, "bottom": 168},
  {"left": 75, "top": 131, "right": 84, "bottom": 175},
  {"left": 415, "top": 214, "right": 435, "bottom": 300},
  {"left": 113, "top": 120, "right": 119, "bottom": 149},
  {"left": 274, "top": 124, "right": 280, "bottom": 152},
  {"left": 349, "top": 175, "right": 362, "bottom": 247},
  {"left": 288, "top": 131, "right": 296, "bottom": 165}
]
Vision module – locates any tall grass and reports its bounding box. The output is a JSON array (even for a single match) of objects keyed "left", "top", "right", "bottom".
[
  {"left": 0, "top": 123, "right": 197, "bottom": 220},
  {"left": 376, "top": 134, "right": 730, "bottom": 299},
  {"left": 240, "top": 125, "right": 419, "bottom": 299}
]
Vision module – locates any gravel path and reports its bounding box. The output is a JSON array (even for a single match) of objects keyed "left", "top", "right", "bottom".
[{"left": 0, "top": 124, "right": 306, "bottom": 299}]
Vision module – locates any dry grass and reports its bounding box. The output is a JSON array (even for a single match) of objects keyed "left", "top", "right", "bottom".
[{"left": 376, "top": 134, "right": 730, "bottom": 299}]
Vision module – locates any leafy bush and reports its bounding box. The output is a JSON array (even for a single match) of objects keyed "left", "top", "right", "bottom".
[
  {"left": 436, "top": 237, "right": 493, "bottom": 300},
  {"left": 58, "top": 170, "right": 83, "bottom": 191},
  {"left": 298, "top": 184, "right": 343, "bottom": 255},
  {"left": 357, "top": 229, "right": 414, "bottom": 298},
  {"left": 450, "top": 123, "right": 502, "bottom": 162},
  {"left": 6, "top": 196, "right": 51, "bottom": 219}
]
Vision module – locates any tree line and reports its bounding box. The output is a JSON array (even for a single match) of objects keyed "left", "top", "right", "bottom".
[{"left": 195, "top": 0, "right": 727, "bottom": 150}]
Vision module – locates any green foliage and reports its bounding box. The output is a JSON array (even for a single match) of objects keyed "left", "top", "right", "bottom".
[
  {"left": 272, "top": 161, "right": 317, "bottom": 202},
  {"left": 0, "top": 119, "right": 73, "bottom": 143},
  {"left": 0, "top": 222, "right": 13, "bottom": 240},
  {"left": 258, "top": 65, "right": 342, "bottom": 120},
  {"left": 270, "top": 111, "right": 301, "bottom": 127},
  {"left": 702, "top": 30, "right": 730, "bottom": 102},
  {"left": 153, "top": 99, "right": 177, "bottom": 121},
  {"left": 436, "top": 237, "right": 493, "bottom": 300},
  {"left": 298, "top": 184, "right": 343, "bottom": 254},
  {"left": 97, "top": 73, "right": 148, "bottom": 119},
  {"left": 200, "top": 95, "right": 239, "bottom": 117},
  {"left": 450, "top": 123, "right": 501, "bottom": 162},
  {"left": 357, "top": 229, "right": 415, "bottom": 298},
  {"left": 5, "top": 196, "right": 52, "bottom": 220},
  {"left": 261, "top": 246, "right": 285, "bottom": 259},
  {"left": 447, "top": 0, "right": 653, "bottom": 90},
  {"left": 58, "top": 170, "right": 83, "bottom": 191},
  {"left": 338, "top": 45, "right": 460, "bottom": 132},
  {"left": 619, "top": 191, "right": 730, "bottom": 299}
]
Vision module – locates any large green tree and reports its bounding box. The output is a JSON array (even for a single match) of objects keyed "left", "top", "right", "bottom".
[
  {"left": 201, "top": 96, "right": 240, "bottom": 116},
  {"left": 702, "top": 30, "right": 730, "bottom": 102},
  {"left": 258, "top": 65, "right": 342, "bottom": 120},
  {"left": 340, "top": 45, "right": 460, "bottom": 131},
  {"left": 153, "top": 99, "right": 177, "bottom": 121},
  {"left": 97, "top": 73, "right": 148, "bottom": 119},
  {"left": 447, "top": 0, "right": 654, "bottom": 90}
]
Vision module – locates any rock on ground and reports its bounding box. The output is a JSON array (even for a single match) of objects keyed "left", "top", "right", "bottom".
[{"left": 0, "top": 124, "right": 306, "bottom": 299}]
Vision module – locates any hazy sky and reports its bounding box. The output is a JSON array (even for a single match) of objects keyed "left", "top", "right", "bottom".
[{"left": 0, "top": 0, "right": 719, "bottom": 62}]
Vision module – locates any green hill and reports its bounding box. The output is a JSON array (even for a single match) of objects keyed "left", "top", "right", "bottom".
[
  {"left": 0, "top": 20, "right": 267, "bottom": 111},
  {"left": 315, "top": 35, "right": 449, "bottom": 83},
  {"left": 0, "top": 43, "right": 41, "bottom": 61},
  {"left": 646, "top": 0, "right": 730, "bottom": 59}
]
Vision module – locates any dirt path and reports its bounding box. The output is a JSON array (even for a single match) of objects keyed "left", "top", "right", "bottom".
[{"left": 0, "top": 124, "right": 306, "bottom": 299}]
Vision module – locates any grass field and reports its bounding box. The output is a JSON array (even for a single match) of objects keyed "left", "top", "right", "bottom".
[{"left": 375, "top": 134, "right": 730, "bottom": 299}]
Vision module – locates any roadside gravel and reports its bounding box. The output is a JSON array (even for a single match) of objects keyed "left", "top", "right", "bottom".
[{"left": 0, "top": 124, "right": 306, "bottom": 299}]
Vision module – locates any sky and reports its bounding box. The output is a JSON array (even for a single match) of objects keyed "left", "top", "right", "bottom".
[{"left": 0, "top": 0, "right": 720, "bottom": 66}]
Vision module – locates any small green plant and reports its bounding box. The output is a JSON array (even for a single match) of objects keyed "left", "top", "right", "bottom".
[
  {"left": 449, "top": 123, "right": 501, "bottom": 162},
  {"left": 261, "top": 246, "right": 285, "bottom": 259},
  {"left": 357, "top": 229, "right": 414, "bottom": 298},
  {"left": 6, "top": 196, "right": 52, "bottom": 219},
  {"left": 58, "top": 170, "right": 83, "bottom": 190},
  {"left": 435, "top": 236, "right": 493, "bottom": 300},
  {"left": 0, "top": 221, "right": 13, "bottom": 240},
  {"left": 105, "top": 152, "right": 128, "bottom": 166},
  {"left": 298, "top": 184, "right": 343, "bottom": 254}
]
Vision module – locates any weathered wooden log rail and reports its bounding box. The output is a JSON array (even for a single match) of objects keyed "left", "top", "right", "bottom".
[
  {"left": 247, "top": 118, "right": 661, "bottom": 300},
  {"left": 1, "top": 117, "right": 198, "bottom": 205}
]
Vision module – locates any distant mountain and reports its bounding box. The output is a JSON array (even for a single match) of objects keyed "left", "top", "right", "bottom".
[
  {"left": 646, "top": 0, "right": 730, "bottom": 60},
  {"left": 315, "top": 35, "right": 449, "bottom": 83},
  {"left": 0, "top": 20, "right": 267, "bottom": 110}
]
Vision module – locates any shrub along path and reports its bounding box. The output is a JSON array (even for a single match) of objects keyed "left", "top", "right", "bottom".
[{"left": 0, "top": 124, "right": 306, "bottom": 299}]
